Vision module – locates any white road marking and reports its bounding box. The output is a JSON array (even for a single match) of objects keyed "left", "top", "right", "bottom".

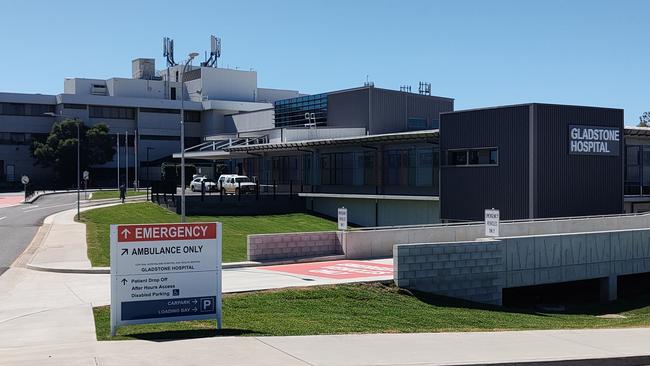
[
  {"left": 23, "top": 205, "right": 37, "bottom": 209},
  {"left": 0, "top": 216, "right": 6, "bottom": 221},
  {"left": 22, "top": 202, "right": 75, "bottom": 213}
]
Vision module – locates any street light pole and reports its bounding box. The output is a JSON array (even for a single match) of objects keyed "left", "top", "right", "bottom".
[
  {"left": 76, "top": 121, "right": 80, "bottom": 220},
  {"left": 180, "top": 52, "right": 198, "bottom": 223}
]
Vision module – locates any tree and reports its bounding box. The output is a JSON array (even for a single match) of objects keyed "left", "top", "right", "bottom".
[
  {"left": 639, "top": 112, "right": 650, "bottom": 127},
  {"left": 31, "top": 120, "right": 115, "bottom": 187}
]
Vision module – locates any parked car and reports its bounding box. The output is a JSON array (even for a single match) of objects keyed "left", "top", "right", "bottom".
[
  {"left": 190, "top": 177, "right": 217, "bottom": 192},
  {"left": 217, "top": 174, "right": 256, "bottom": 194}
]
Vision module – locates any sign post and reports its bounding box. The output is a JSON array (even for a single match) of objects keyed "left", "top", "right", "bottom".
[
  {"left": 110, "top": 222, "right": 222, "bottom": 336},
  {"left": 484, "top": 208, "right": 500, "bottom": 237},
  {"left": 83, "top": 170, "right": 89, "bottom": 199},
  {"left": 21, "top": 175, "right": 30, "bottom": 202},
  {"left": 338, "top": 207, "right": 348, "bottom": 231}
]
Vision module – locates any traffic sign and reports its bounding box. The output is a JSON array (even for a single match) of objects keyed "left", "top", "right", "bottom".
[
  {"left": 21, "top": 175, "right": 29, "bottom": 185},
  {"left": 337, "top": 207, "right": 348, "bottom": 231},
  {"left": 110, "top": 222, "right": 222, "bottom": 336},
  {"left": 83, "top": 170, "right": 89, "bottom": 180},
  {"left": 485, "top": 208, "right": 500, "bottom": 237}
]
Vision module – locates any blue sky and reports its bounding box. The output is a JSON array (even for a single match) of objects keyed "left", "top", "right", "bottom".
[{"left": 0, "top": 0, "right": 647, "bottom": 125}]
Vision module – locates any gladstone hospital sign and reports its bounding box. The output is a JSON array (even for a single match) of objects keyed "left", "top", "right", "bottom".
[{"left": 568, "top": 125, "right": 620, "bottom": 156}]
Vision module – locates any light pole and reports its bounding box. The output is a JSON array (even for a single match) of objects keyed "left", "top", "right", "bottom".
[
  {"left": 146, "top": 147, "right": 154, "bottom": 184},
  {"left": 180, "top": 52, "right": 199, "bottom": 223},
  {"left": 44, "top": 112, "right": 81, "bottom": 220}
]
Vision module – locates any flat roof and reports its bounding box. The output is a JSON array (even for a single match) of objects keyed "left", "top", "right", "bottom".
[
  {"left": 441, "top": 102, "right": 624, "bottom": 115},
  {"left": 224, "top": 129, "right": 439, "bottom": 152},
  {"left": 624, "top": 126, "right": 650, "bottom": 137}
]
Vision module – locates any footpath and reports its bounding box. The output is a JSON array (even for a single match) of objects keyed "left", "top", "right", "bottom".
[{"left": 0, "top": 203, "right": 650, "bottom": 365}]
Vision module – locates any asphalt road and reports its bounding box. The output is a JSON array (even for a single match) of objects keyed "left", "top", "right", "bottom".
[{"left": 0, "top": 193, "right": 81, "bottom": 276}]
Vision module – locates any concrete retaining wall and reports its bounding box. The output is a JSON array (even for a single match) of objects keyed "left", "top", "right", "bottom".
[
  {"left": 346, "top": 213, "right": 650, "bottom": 259},
  {"left": 247, "top": 231, "right": 342, "bottom": 261},
  {"left": 394, "top": 228, "right": 650, "bottom": 305}
]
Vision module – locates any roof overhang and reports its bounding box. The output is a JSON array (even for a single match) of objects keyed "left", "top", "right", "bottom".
[{"left": 224, "top": 129, "right": 439, "bottom": 153}]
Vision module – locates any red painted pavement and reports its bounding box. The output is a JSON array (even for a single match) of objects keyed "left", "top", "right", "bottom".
[
  {"left": 0, "top": 195, "right": 23, "bottom": 208},
  {"left": 263, "top": 260, "right": 393, "bottom": 279}
]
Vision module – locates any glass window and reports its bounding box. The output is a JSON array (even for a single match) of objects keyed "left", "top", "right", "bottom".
[
  {"left": 407, "top": 118, "right": 427, "bottom": 130},
  {"left": 469, "top": 149, "right": 498, "bottom": 165},
  {"left": 448, "top": 150, "right": 467, "bottom": 165}
]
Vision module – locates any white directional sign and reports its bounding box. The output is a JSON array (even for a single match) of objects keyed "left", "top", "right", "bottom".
[
  {"left": 83, "top": 170, "right": 90, "bottom": 180},
  {"left": 338, "top": 207, "right": 348, "bottom": 231},
  {"left": 484, "top": 209, "right": 500, "bottom": 237},
  {"left": 110, "top": 222, "right": 222, "bottom": 336}
]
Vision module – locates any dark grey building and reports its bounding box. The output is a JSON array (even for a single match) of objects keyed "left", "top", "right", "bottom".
[{"left": 440, "top": 103, "right": 624, "bottom": 221}]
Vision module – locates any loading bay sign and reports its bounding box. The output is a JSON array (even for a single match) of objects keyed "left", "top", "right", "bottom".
[
  {"left": 110, "top": 222, "right": 222, "bottom": 336},
  {"left": 484, "top": 209, "right": 500, "bottom": 237}
]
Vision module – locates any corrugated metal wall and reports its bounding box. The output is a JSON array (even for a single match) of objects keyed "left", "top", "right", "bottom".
[
  {"left": 326, "top": 88, "right": 369, "bottom": 129},
  {"left": 369, "top": 88, "right": 454, "bottom": 134},
  {"left": 407, "top": 93, "right": 454, "bottom": 128},
  {"left": 440, "top": 105, "right": 530, "bottom": 221},
  {"left": 534, "top": 104, "right": 623, "bottom": 217},
  {"left": 369, "top": 88, "right": 408, "bottom": 134}
]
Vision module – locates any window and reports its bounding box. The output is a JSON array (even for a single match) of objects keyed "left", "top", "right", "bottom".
[
  {"left": 0, "top": 103, "right": 54, "bottom": 116},
  {"left": 274, "top": 93, "right": 328, "bottom": 127},
  {"left": 89, "top": 106, "right": 135, "bottom": 119},
  {"left": 469, "top": 149, "right": 498, "bottom": 165},
  {"left": 140, "top": 107, "right": 179, "bottom": 114},
  {"left": 447, "top": 148, "right": 498, "bottom": 166},
  {"left": 448, "top": 150, "right": 468, "bottom": 165},
  {"left": 184, "top": 111, "right": 201, "bottom": 122},
  {"left": 407, "top": 118, "right": 427, "bottom": 130},
  {"left": 63, "top": 104, "right": 87, "bottom": 110},
  {"left": 171, "top": 87, "right": 177, "bottom": 100}
]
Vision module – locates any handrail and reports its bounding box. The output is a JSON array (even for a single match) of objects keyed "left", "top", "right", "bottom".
[{"left": 353, "top": 210, "right": 650, "bottom": 232}]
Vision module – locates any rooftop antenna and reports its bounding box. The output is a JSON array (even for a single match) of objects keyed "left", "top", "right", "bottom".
[
  {"left": 400, "top": 85, "right": 412, "bottom": 93},
  {"left": 418, "top": 81, "right": 431, "bottom": 96},
  {"left": 163, "top": 37, "right": 177, "bottom": 67},
  {"left": 363, "top": 75, "right": 374, "bottom": 87},
  {"left": 201, "top": 35, "right": 222, "bottom": 67}
]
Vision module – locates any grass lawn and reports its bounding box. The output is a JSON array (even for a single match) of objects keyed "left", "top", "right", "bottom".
[
  {"left": 79, "top": 202, "right": 336, "bottom": 266},
  {"left": 90, "top": 190, "right": 148, "bottom": 200},
  {"left": 94, "top": 283, "right": 650, "bottom": 340}
]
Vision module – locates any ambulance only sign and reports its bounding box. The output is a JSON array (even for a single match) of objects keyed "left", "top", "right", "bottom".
[{"left": 110, "top": 222, "right": 222, "bottom": 336}]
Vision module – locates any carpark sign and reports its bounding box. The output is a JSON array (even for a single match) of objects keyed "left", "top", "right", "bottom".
[
  {"left": 110, "top": 222, "right": 222, "bottom": 336},
  {"left": 484, "top": 209, "right": 500, "bottom": 237}
]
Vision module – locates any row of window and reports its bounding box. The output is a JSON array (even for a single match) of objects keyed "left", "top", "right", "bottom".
[
  {"left": 241, "top": 147, "right": 438, "bottom": 188},
  {"left": 625, "top": 145, "right": 650, "bottom": 195},
  {"left": 87, "top": 106, "right": 201, "bottom": 122},
  {"left": 89, "top": 106, "right": 136, "bottom": 120},
  {"left": 0, "top": 132, "right": 47, "bottom": 145},
  {"left": 274, "top": 93, "right": 328, "bottom": 128},
  {"left": 406, "top": 118, "right": 440, "bottom": 131},
  {"left": 0, "top": 103, "right": 54, "bottom": 117},
  {"left": 446, "top": 148, "right": 499, "bottom": 166}
]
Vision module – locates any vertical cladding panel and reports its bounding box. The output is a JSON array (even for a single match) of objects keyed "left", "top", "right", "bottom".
[
  {"left": 534, "top": 104, "right": 623, "bottom": 218},
  {"left": 440, "top": 105, "right": 530, "bottom": 221},
  {"left": 407, "top": 94, "right": 454, "bottom": 128},
  {"left": 370, "top": 88, "right": 407, "bottom": 134},
  {"left": 326, "top": 89, "right": 369, "bottom": 129}
]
